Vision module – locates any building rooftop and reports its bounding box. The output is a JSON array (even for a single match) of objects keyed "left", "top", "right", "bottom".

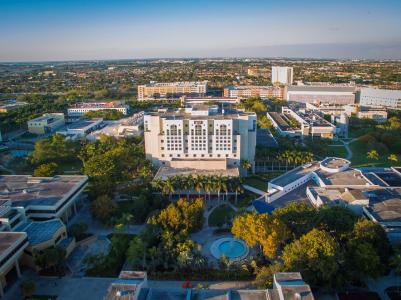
[
  {"left": 362, "top": 171, "right": 401, "bottom": 187},
  {"left": 67, "top": 119, "right": 102, "bottom": 130},
  {"left": 154, "top": 165, "right": 239, "bottom": 180},
  {"left": 365, "top": 189, "right": 401, "bottom": 223},
  {"left": 320, "top": 157, "right": 350, "bottom": 170},
  {"left": 0, "top": 232, "right": 27, "bottom": 258},
  {"left": 141, "top": 81, "right": 207, "bottom": 87},
  {"left": 0, "top": 175, "right": 88, "bottom": 208},
  {"left": 69, "top": 102, "right": 128, "bottom": 109},
  {"left": 21, "top": 219, "right": 64, "bottom": 246},
  {"left": 288, "top": 85, "right": 355, "bottom": 93},
  {"left": 147, "top": 107, "right": 254, "bottom": 120},
  {"left": 316, "top": 169, "right": 370, "bottom": 186},
  {"left": 269, "top": 162, "right": 320, "bottom": 187}
]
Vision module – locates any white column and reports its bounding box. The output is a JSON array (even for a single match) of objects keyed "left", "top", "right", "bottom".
[{"left": 15, "top": 260, "right": 21, "bottom": 278}]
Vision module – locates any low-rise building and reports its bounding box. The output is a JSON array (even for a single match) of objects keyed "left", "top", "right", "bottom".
[
  {"left": 0, "top": 99, "right": 28, "bottom": 113},
  {"left": 306, "top": 103, "right": 388, "bottom": 123},
  {"left": 57, "top": 118, "right": 104, "bottom": 140},
  {"left": 224, "top": 85, "right": 285, "bottom": 99},
  {"left": 138, "top": 81, "right": 208, "bottom": 101},
  {"left": 0, "top": 232, "right": 28, "bottom": 297},
  {"left": 359, "top": 87, "right": 401, "bottom": 109},
  {"left": 286, "top": 85, "right": 356, "bottom": 105},
  {"left": 180, "top": 96, "right": 240, "bottom": 106},
  {"left": 0, "top": 175, "right": 88, "bottom": 223},
  {"left": 267, "top": 107, "right": 336, "bottom": 139},
  {"left": 67, "top": 102, "right": 129, "bottom": 117},
  {"left": 103, "top": 271, "right": 314, "bottom": 300},
  {"left": 27, "top": 113, "right": 65, "bottom": 135},
  {"left": 86, "top": 111, "right": 144, "bottom": 140}
]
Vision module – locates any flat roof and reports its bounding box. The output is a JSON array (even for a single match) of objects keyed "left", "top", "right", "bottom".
[
  {"left": 365, "top": 189, "right": 401, "bottom": 223},
  {"left": 67, "top": 119, "right": 102, "bottom": 130},
  {"left": 0, "top": 232, "right": 26, "bottom": 258},
  {"left": 270, "top": 162, "right": 320, "bottom": 187},
  {"left": 0, "top": 175, "right": 88, "bottom": 208},
  {"left": 316, "top": 169, "right": 370, "bottom": 186},
  {"left": 154, "top": 165, "right": 239, "bottom": 180},
  {"left": 147, "top": 108, "right": 254, "bottom": 120},
  {"left": 21, "top": 219, "right": 64, "bottom": 246},
  {"left": 320, "top": 157, "right": 350, "bottom": 170},
  {"left": 288, "top": 85, "right": 355, "bottom": 92}
]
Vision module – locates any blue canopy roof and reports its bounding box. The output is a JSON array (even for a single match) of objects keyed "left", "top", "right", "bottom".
[{"left": 252, "top": 199, "right": 275, "bottom": 214}]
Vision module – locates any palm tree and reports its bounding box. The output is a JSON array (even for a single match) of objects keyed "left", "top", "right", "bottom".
[
  {"left": 163, "top": 177, "right": 175, "bottom": 201},
  {"left": 215, "top": 176, "right": 224, "bottom": 204},
  {"left": 233, "top": 177, "right": 242, "bottom": 205},
  {"left": 388, "top": 154, "right": 398, "bottom": 163},
  {"left": 222, "top": 178, "right": 229, "bottom": 202},
  {"left": 367, "top": 150, "right": 379, "bottom": 161}
]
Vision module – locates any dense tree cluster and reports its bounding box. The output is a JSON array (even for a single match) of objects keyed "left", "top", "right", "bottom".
[
  {"left": 83, "top": 109, "right": 124, "bottom": 120},
  {"left": 127, "top": 198, "right": 207, "bottom": 274},
  {"left": 232, "top": 202, "right": 392, "bottom": 289}
]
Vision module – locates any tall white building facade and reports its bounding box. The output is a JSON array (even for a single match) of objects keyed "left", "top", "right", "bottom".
[
  {"left": 359, "top": 87, "right": 401, "bottom": 109},
  {"left": 144, "top": 106, "right": 256, "bottom": 172},
  {"left": 271, "top": 66, "right": 293, "bottom": 85}
]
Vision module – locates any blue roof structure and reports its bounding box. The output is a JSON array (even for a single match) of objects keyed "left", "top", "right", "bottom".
[
  {"left": 23, "top": 219, "right": 64, "bottom": 246},
  {"left": 252, "top": 199, "right": 275, "bottom": 214},
  {"left": 58, "top": 237, "right": 74, "bottom": 249}
]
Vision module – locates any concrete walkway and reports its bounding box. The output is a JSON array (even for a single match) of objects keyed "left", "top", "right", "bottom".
[
  {"left": 366, "top": 271, "right": 401, "bottom": 300},
  {"left": 341, "top": 138, "right": 358, "bottom": 160},
  {"left": 242, "top": 184, "right": 266, "bottom": 196}
]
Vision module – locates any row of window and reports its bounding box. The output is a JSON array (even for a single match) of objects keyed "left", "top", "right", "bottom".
[{"left": 161, "top": 153, "right": 237, "bottom": 158}]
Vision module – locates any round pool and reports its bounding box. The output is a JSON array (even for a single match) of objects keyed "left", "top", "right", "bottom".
[{"left": 210, "top": 237, "right": 249, "bottom": 260}]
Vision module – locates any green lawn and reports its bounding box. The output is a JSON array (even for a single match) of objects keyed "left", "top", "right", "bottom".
[
  {"left": 234, "top": 191, "right": 258, "bottom": 208},
  {"left": 208, "top": 204, "right": 237, "bottom": 227},
  {"left": 243, "top": 172, "right": 282, "bottom": 191},
  {"left": 350, "top": 140, "right": 400, "bottom": 167},
  {"left": 243, "top": 176, "right": 268, "bottom": 191},
  {"left": 326, "top": 145, "right": 348, "bottom": 158}
]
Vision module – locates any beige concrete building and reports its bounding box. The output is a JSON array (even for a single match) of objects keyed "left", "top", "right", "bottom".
[
  {"left": 271, "top": 66, "right": 294, "bottom": 85},
  {"left": 27, "top": 113, "right": 65, "bottom": 135},
  {"left": 224, "top": 85, "right": 285, "bottom": 99},
  {"left": 138, "top": 81, "right": 208, "bottom": 100},
  {"left": 144, "top": 105, "right": 256, "bottom": 176}
]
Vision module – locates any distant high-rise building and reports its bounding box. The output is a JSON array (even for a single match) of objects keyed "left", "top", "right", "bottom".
[
  {"left": 137, "top": 81, "right": 208, "bottom": 101},
  {"left": 359, "top": 87, "right": 401, "bottom": 109},
  {"left": 271, "top": 66, "right": 293, "bottom": 85}
]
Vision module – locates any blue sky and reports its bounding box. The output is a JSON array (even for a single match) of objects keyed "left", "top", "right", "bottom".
[{"left": 1, "top": 0, "right": 401, "bottom": 61}]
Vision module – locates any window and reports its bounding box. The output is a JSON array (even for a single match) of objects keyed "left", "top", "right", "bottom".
[
  {"left": 195, "top": 124, "right": 202, "bottom": 136},
  {"left": 170, "top": 124, "right": 178, "bottom": 136},
  {"left": 220, "top": 124, "right": 227, "bottom": 135}
]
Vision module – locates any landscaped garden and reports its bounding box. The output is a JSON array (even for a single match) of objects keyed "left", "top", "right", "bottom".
[{"left": 208, "top": 204, "right": 237, "bottom": 227}]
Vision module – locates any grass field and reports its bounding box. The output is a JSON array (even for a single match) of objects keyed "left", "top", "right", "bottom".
[
  {"left": 243, "top": 172, "right": 282, "bottom": 191},
  {"left": 350, "top": 140, "right": 400, "bottom": 167},
  {"left": 208, "top": 204, "right": 237, "bottom": 227},
  {"left": 326, "top": 144, "right": 348, "bottom": 158}
]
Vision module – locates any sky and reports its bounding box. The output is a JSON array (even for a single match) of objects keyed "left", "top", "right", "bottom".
[{"left": 1, "top": 0, "right": 401, "bottom": 61}]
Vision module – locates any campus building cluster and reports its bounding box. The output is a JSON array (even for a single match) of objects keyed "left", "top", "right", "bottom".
[
  {"left": 256, "top": 157, "right": 401, "bottom": 242},
  {"left": 144, "top": 105, "right": 256, "bottom": 178},
  {"left": 137, "top": 81, "right": 208, "bottom": 101},
  {"left": 0, "top": 175, "right": 88, "bottom": 295},
  {"left": 267, "top": 106, "right": 338, "bottom": 139},
  {"left": 27, "top": 113, "right": 65, "bottom": 135}
]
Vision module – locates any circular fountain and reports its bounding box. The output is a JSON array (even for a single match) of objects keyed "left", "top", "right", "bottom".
[{"left": 210, "top": 237, "right": 249, "bottom": 260}]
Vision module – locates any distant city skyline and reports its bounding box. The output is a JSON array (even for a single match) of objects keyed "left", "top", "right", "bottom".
[{"left": 1, "top": 0, "right": 401, "bottom": 61}]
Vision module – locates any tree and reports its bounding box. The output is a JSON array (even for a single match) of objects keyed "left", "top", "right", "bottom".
[
  {"left": 91, "top": 195, "right": 118, "bottom": 223},
  {"left": 241, "top": 160, "right": 252, "bottom": 171},
  {"left": 254, "top": 263, "right": 283, "bottom": 289},
  {"left": 349, "top": 219, "right": 391, "bottom": 264},
  {"left": 388, "top": 154, "right": 398, "bottom": 162},
  {"left": 20, "top": 280, "right": 36, "bottom": 298},
  {"left": 345, "top": 240, "right": 383, "bottom": 279},
  {"left": 367, "top": 150, "right": 379, "bottom": 161},
  {"left": 33, "top": 246, "right": 66, "bottom": 271},
  {"left": 127, "top": 236, "right": 148, "bottom": 270},
  {"left": 68, "top": 222, "right": 88, "bottom": 240},
  {"left": 149, "top": 198, "right": 204, "bottom": 233},
  {"left": 232, "top": 213, "right": 289, "bottom": 259},
  {"left": 282, "top": 229, "right": 340, "bottom": 287},
  {"left": 33, "top": 162, "right": 58, "bottom": 177},
  {"left": 316, "top": 205, "right": 357, "bottom": 238}
]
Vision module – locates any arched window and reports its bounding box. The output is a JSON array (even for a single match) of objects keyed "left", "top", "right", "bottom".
[
  {"left": 195, "top": 124, "right": 202, "bottom": 135},
  {"left": 170, "top": 124, "right": 178, "bottom": 136}
]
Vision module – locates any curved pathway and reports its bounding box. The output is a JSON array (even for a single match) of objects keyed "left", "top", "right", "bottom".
[{"left": 341, "top": 138, "right": 358, "bottom": 160}]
